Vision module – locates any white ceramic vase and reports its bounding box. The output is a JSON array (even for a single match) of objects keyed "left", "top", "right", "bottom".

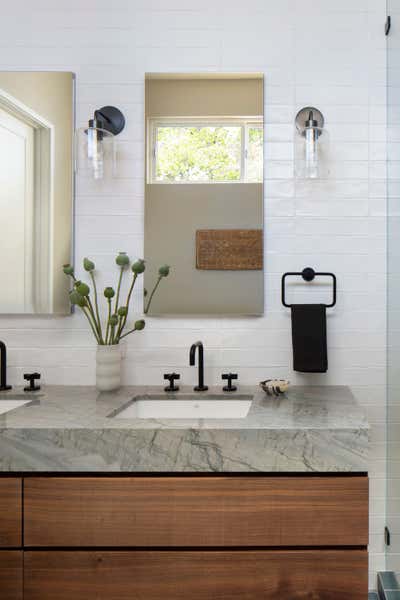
[{"left": 96, "top": 345, "right": 122, "bottom": 392}]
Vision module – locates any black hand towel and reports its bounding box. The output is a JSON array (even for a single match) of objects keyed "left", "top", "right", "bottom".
[{"left": 291, "top": 304, "right": 328, "bottom": 373}]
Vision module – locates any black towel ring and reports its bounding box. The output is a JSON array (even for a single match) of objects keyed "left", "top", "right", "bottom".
[{"left": 281, "top": 267, "right": 337, "bottom": 308}]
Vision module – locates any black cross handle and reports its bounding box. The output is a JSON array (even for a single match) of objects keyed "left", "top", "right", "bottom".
[
  {"left": 222, "top": 373, "right": 238, "bottom": 392},
  {"left": 164, "top": 372, "right": 180, "bottom": 392},
  {"left": 24, "top": 372, "right": 41, "bottom": 392}
]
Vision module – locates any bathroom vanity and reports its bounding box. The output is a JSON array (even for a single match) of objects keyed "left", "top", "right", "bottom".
[{"left": 0, "top": 385, "right": 369, "bottom": 599}]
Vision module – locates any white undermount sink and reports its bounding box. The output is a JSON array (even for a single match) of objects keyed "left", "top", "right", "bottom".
[
  {"left": 0, "top": 399, "right": 31, "bottom": 416},
  {"left": 112, "top": 394, "right": 252, "bottom": 420},
  {"left": 0, "top": 392, "right": 41, "bottom": 416}
]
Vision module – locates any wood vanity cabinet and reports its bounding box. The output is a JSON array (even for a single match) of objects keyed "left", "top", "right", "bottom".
[
  {"left": 0, "top": 478, "right": 22, "bottom": 547},
  {"left": 0, "top": 551, "right": 23, "bottom": 600},
  {"left": 0, "top": 474, "right": 369, "bottom": 599},
  {"left": 24, "top": 549, "right": 367, "bottom": 600},
  {"left": 0, "top": 478, "right": 23, "bottom": 599},
  {"left": 23, "top": 475, "right": 368, "bottom": 547}
]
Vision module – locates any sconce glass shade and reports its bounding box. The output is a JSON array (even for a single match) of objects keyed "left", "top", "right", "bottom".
[
  {"left": 295, "top": 107, "right": 329, "bottom": 179},
  {"left": 76, "top": 125, "right": 116, "bottom": 180}
]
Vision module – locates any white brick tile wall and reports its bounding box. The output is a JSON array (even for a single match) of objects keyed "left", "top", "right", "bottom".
[{"left": 0, "top": 0, "right": 387, "bottom": 587}]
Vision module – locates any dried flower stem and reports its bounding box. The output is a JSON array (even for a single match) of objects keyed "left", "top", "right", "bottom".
[
  {"left": 89, "top": 271, "right": 103, "bottom": 344},
  {"left": 117, "top": 273, "right": 138, "bottom": 340},
  {"left": 119, "top": 324, "right": 139, "bottom": 340},
  {"left": 114, "top": 267, "right": 124, "bottom": 315},
  {"left": 144, "top": 276, "right": 162, "bottom": 314},
  {"left": 105, "top": 299, "right": 112, "bottom": 345},
  {"left": 82, "top": 306, "right": 101, "bottom": 344}
]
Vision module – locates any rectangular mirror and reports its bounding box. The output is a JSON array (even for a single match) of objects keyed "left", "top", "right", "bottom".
[
  {"left": 0, "top": 71, "right": 74, "bottom": 315},
  {"left": 144, "top": 73, "right": 264, "bottom": 315}
]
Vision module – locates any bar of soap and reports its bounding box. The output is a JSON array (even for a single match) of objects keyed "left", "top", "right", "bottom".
[{"left": 259, "top": 379, "right": 290, "bottom": 396}]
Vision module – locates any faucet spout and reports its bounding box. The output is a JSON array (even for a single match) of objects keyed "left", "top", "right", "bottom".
[
  {"left": 0, "top": 341, "right": 12, "bottom": 391},
  {"left": 189, "top": 343, "right": 196, "bottom": 366},
  {"left": 189, "top": 341, "right": 208, "bottom": 392}
]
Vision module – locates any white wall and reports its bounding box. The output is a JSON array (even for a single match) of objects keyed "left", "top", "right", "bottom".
[{"left": 0, "top": 0, "right": 387, "bottom": 588}]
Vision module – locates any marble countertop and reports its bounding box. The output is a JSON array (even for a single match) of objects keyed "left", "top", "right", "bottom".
[{"left": 0, "top": 385, "right": 369, "bottom": 473}]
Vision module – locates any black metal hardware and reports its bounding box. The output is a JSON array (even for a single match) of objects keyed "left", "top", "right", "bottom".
[
  {"left": 163, "top": 372, "right": 180, "bottom": 392},
  {"left": 295, "top": 107, "right": 324, "bottom": 138},
  {"left": 189, "top": 341, "right": 208, "bottom": 392},
  {"left": 23, "top": 372, "right": 41, "bottom": 392},
  {"left": 0, "top": 341, "right": 12, "bottom": 391},
  {"left": 281, "top": 267, "right": 337, "bottom": 308},
  {"left": 86, "top": 106, "right": 125, "bottom": 141},
  {"left": 386, "top": 15, "right": 391, "bottom": 36},
  {"left": 222, "top": 373, "right": 238, "bottom": 392},
  {"left": 94, "top": 106, "right": 125, "bottom": 135},
  {"left": 385, "top": 526, "right": 391, "bottom": 546}
]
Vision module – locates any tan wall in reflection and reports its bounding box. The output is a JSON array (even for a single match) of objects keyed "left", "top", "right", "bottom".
[
  {"left": 0, "top": 71, "right": 73, "bottom": 314},
  {"left": 146, "top": 77, "right": 263, "bottom": 118},
  {"left": 145, "top": 183, "right": 263, "bottom": 314}
]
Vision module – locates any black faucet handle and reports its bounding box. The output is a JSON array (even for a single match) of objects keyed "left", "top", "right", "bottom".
[
  {"left": 164, "top": 372, "right": 180, "bottom": 392},
  {"left": 24, "top": 372, "right": 41, "bottom": 392},
  {"left": 222, "top": 373, "right": 238, "bottom": 392}
]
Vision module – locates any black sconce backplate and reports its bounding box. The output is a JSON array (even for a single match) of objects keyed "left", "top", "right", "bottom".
[{"left": 95, "top": 106, "right": 125, "bottom": 135}]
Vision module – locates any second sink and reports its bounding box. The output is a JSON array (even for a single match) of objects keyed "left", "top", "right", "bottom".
[
  {"left": 111, "top": 394, "right": 252, "bottom": 420},
  {"left": 0, "top": 392, "right": 43, "bottom": 416},
  {"left": 0, "top": 399, "right": 33, "bottom": 416}
]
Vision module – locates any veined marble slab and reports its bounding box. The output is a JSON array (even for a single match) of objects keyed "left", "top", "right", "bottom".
[{"left": 0, "top": 385, "right": 369, "bottom": 473}]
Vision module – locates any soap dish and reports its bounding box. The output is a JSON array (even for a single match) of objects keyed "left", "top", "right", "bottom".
[{"left": 259, "top": 379, "right": 290, "bottom": 397}]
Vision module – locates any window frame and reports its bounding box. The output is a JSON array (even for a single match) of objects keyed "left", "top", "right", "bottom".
[{"left": 147, "top": 116, "right": 263, "bottom": 184}]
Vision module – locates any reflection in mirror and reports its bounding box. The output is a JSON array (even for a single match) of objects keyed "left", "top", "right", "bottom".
[
  {"left": 144, "top": 73, "right": 264, "bottom": 315},
  {"left": 0, "top": 71, "right": 74, "bottom": 314}
]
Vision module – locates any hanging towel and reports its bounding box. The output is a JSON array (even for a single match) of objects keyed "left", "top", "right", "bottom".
[{"left": 291, "top": 304, "right": 328, "bottom": 373}]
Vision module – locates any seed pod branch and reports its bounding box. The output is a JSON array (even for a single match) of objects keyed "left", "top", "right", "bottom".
[{"left": 63, "top": 257, "right": 170, "bottom": 345}]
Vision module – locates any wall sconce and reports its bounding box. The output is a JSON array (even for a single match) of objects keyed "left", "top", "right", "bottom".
[
  {"left": 295, "top": 107, "right": 327, "bottom": 179},
  {"left": 76, "top": 106, "right": 125, "bottom": 180}
]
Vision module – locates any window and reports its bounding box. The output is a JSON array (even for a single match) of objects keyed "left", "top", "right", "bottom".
[{"left": 148, "top": 118, "right": 263, "bottom": 183}]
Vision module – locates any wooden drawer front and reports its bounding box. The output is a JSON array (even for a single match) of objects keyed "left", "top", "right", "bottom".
[
  {"left": 24, "top": 550, "right": 368, "bottom": 600},
  {"left": 24, "top": 476, "right": 368, "bottom": 547},
  {"left": 0, "top": 479, "right": 21, "bottom": 547},
  {"left": 0, "top": 551, "right": 23, "bottom": 600}
]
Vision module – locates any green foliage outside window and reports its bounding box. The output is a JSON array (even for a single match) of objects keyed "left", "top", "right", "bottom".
[
  {"left": 154, "top": 123, "right": 263, "bottom": 183},
  {"left": 247, "top": 127, "right": 263, "bottom": 182},
  {"left": 156, "top": 126, "right": 242, "bottom": 182}
]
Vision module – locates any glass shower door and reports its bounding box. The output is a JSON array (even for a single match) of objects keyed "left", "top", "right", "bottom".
[{"left": 387, "top": 0, "right": 400, "bottom": 576}]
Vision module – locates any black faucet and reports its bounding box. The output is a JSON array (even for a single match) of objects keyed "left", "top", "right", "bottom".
[
  {"left": 189, "top": 341, "right": 208, "bottom": 392},
  {"left": 0, "top": 340, "right": 12, "bottom": 391}
]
